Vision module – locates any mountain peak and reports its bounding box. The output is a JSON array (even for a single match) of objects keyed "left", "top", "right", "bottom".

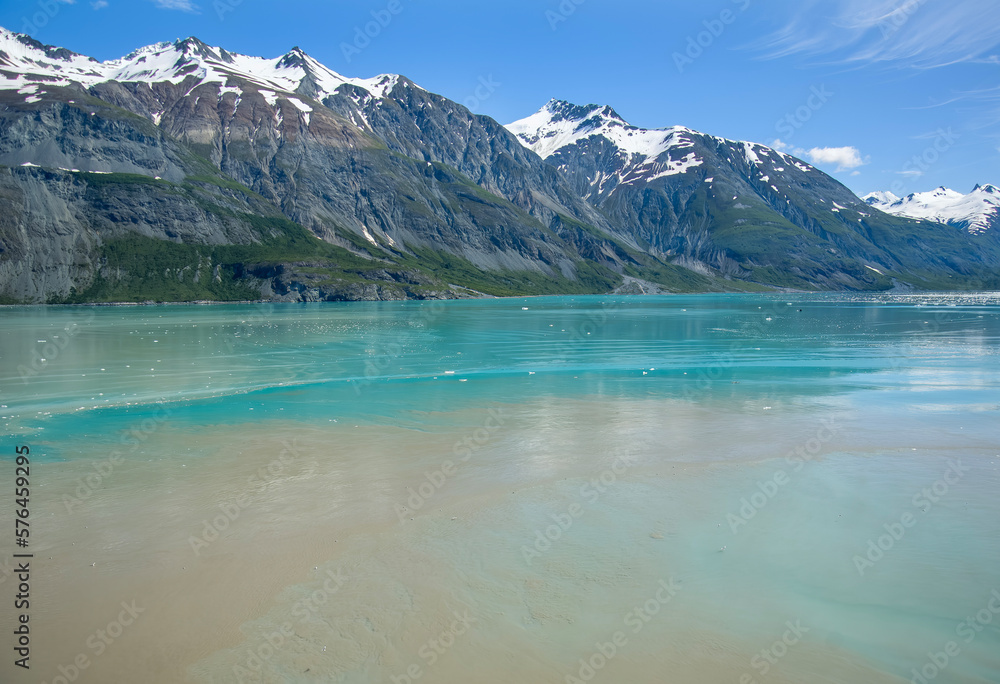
[
  {"left": 1, "top": 27, "right": 412, "bottom": 103},
  {"left": 276, "top": 46, "right": 310, "bottom": 70},
  {"left": 508, "top": 99, "right": 676, "bottom": 160},
  {"left": 506, "top": 99, "right": 710, "bottom": 191},
  {"left": 541, "top": 99, "right": 629, "bottom": 127},
  {"left": 168, "top": 36, "right": 223, "bottom": 61},
  {"left": 865, "top": 185, "right": 999, "bottom": 235},
  {"left": 0, "top": 25, "right": 95, "bottom": 65},
  {"left": 862, "top": 191, "right": 900, "bottom": 206}
]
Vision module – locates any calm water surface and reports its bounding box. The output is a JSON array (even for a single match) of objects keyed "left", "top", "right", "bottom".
[{"left": 1, "top": 293, "right": 998, "bottom": 683}]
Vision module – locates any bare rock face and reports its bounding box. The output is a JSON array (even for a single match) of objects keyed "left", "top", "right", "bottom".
[
  {"left": 0, "top": 30, "right": 997, "bottom": 303},
  {"left": 506, "top": 100, "right": 1000, "bottom": 291}
]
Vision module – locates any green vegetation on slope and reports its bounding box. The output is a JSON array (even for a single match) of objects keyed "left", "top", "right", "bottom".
[
  {"left": 399, "top": 247, "right": 622, "bottom": 298},
  {"left": 56, "top": 218, "right": 381, "bottom": 304}
]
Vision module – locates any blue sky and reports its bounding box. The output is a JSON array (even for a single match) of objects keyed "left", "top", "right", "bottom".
[{"left": 2, "top": 0, "right": 997, "bottom": 197}]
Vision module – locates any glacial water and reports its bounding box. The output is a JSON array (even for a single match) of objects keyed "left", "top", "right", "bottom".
[{"left": 1, "top": 293, "right": 999, "bottom": 684}]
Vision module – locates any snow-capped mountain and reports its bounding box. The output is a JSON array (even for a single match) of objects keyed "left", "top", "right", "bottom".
[
  {"left": 506, "top": 99, "right": 821, "bottom": 200},
  {"left": 1, "top": 27, "right": 998, "bottom": 303},
  {"left": 0, "top": 27, "right": 633, "bottom": 303},
  {"left": 506, "top": 100, "right": 703, "bottom": 189},
  {"left": 863, "top": 191, "right": 900, "bottom": 206},
  {"left": 0, "top": 27, "right": 404, "bottom": 105},
  {"left": 502, "top": 99, "right": 950, "bottom": 288},
  {"left": 863, "top": 185, "right": 999, "bottom": 235}
]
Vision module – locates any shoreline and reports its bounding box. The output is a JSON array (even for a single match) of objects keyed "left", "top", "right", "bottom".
[{"left": 4, "top": 286, "right": 1000, "bottom": 309}]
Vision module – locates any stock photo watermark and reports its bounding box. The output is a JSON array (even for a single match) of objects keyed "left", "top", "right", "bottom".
[
  {"left": 340, "top": 0, "right": 404, "bottom": 63},
  {"left": 550, "top": 299, "right": 622, "bottom": 360},
  {"left": 774, "top": 85, "right": 834, "bottom": 142},
  {"left": 877, "top": 0, "right": 928, "bottom": 39},
  {"left": 546, "top": 0, "right": 588, "bottom": 31},
  {"left": 62, "top": 405, "right": 173, "bottom": 514},
  {"left": 213, "top": 0, "right": 242, "bottom": 20},
  {"left": 852, "top": 459, "right": 970, "bottom": 576},
  {"left": 395, "top": 408, "right": 506, "bottom": 523},
  {"left": 521, "top": 450, "right": 631, "bottom": 565},
  {"left": 390, "top": 610, "right": 478, "bottom": 683},
  {"left": 564, "top": 578, "right": 679, "bottom": 684},
  {"left": 673, "top": 0, "right": 752, "bottom": 74},
  {"left": 19, "top": 0, "right": 69, "bottom": 36},
  {"left": 350, "top": 301, "right": 446, "bottom": 396},
  {"left": 37, "top": 600, "right": 144, "bottom": 684},
  {"left": 188, "top": 438, "right": 304, "bottom": 555},
  {"left": 739, "top": 620, "right": 810, "bottom": 683},
  {"left": 680, "top": 298, "right": 796, "bottom": 401},
  {"left": 462, "top": 75, "right": 501, "bottom": 113},
  {"left": 16, "top": 309, "right": 95, "bottom": 385},
  {"left": 886, "top": 128, "right": 960, "bottom": 197},
  {"left": 232, "top": 567, "right": 348, "bottom": 683},
  {"left": 726, "top": 418, "right": 839, "bottom": 534},
  {"left": 908, "top": 589, "right": 1000, "bottom": 684}
]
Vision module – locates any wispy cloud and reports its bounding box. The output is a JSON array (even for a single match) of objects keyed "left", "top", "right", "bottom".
[
  {"left": 753, "top": 0, "right": 1000, "bottom": 68},
  {"left": 152, "top": 0, "right": 198, "bottom": 11},
  {"left": 92, "top": 0, "right": 108, "bottom": 8},
  {"left": 906, "top": 87, "right": 1000, "bottom": 131}
]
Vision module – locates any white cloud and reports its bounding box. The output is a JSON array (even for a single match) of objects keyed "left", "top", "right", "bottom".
[
  {"left": 772, "top": 140, "right": 868, "bottom": 172},
  {"left": 752, "top": 0, "right": 1000, "bottom": 68},
  {"left": 805, "top": 146, "right": 867, "bottom": 171},
  {"left": 91, "top": 0, "right": 108, "bottom": 8},
  {"left": 153, "top": 0, "right": 198, "bottom": 11}
]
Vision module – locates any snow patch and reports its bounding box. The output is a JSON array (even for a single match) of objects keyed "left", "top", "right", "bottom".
[
  {"left": 643, "top": 153, "right": 702, "bottom": 182},
  {"left": 506, "top": 100, "right": 695, "bottom": 161},
  {"left": 0, "top": 30, "right": 415, "bottom": 109},
  {"left": 285, "top": 97, "right": 312, "bottom": 113},
  {"left": 865, "top": 185, "right": 998, "bottom": 234}
]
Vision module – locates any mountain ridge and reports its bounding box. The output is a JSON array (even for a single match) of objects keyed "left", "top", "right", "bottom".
[
  {"left": 863, "top": 185, "right": 999, "bottom": 235},
  {"left": 504, "top": 99, "right": 1000, "bottom": 291},
  {"left": 1, "top": 27, "right": 998, "bottom": 303}
]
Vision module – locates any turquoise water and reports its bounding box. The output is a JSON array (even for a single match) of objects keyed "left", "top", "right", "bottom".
[{"left": 2, "top": 293, "right": 999, "bottom": 683}]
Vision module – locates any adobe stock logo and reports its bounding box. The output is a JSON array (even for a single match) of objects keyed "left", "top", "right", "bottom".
[
  {"left": 340, "top": 0, "right": 405, "bottom": 63},
  {"left": 852, "top": 459, "right": 970, "bottom": 576},
  {"left": 564, "top": 579, "right": 679, "bottom": 684},
  {"left": 672, "top": 0, "right": 753, "bottom": 74},
  {"left": 774, "top": 85, "right": 834, "bottom": 141}
]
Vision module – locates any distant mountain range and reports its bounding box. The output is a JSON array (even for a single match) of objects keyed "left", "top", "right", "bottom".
[
  {"left": 863, "top": 185, "right": 999, "bottom": 236},
  {"left": 1, "top": 27, "right": 997, "bottom": 303}
]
